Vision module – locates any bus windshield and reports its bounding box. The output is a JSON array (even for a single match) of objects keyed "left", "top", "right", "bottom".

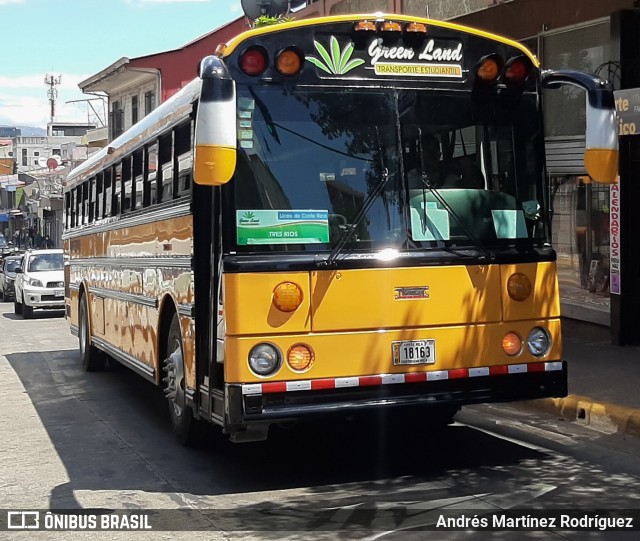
[{"left": 230, "top": 85, "right": 546, "bottom": 253}]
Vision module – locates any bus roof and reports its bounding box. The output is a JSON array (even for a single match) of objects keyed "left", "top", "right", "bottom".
[
  {"left": 65, "top": 78, "right": 202, "bottom": 191},
  {"left": 217, "top": 13, "right": 539, "bottom": 67}
]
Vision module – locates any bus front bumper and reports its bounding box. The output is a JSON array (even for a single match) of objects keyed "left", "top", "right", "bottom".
[{"left": 225, "top": 361, "right": 567, "bottom": 429}]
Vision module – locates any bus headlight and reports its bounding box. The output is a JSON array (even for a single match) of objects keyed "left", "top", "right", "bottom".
[
  {"left": 248, "top": 343, "right": 282, "bottom": 376},
  {"left": 527, "top": 327, "right": 551, "bottom": 357}
]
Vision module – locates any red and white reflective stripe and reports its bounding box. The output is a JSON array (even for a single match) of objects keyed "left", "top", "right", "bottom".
[{"left": 241, "top": 361, "right": 563, "bottom": 395}]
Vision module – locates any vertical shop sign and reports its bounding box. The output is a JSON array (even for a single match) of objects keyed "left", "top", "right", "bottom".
[{"left": 609, "top": 182, "right": 621, "bottom": 294}]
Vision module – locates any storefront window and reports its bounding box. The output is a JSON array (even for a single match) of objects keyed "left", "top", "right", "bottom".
[
  {"left": 551, "top": 176, "right": 611, "bottom": 307},
  {"left": 544, "top": 21, "right": 613, "bottom": 317},
  {"left": 542, "top": 22, "right": 610, "bottom": 138}
]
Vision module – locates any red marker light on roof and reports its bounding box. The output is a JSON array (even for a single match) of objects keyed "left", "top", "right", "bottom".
[{"left": 240, "top": 46, "right": 268, "bottom": 76}]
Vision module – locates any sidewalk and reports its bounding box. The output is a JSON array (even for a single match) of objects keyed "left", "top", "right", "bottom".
[{"left": 523, "top": 317, "right": 640, "bottom": 438}]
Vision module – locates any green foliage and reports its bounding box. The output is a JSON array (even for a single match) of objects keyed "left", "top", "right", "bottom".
[{"left": 253, "top": 15, "right": 295, "bottom": 27}]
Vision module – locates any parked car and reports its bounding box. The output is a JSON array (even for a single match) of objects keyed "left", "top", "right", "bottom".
[
  {"left": 0, "top": 255, "right": 23, "bottom": 301},
  {"left": 14, "top": 249, "right": 65, "bottom": 318},
  {"left": 1, "top": 235, "right": 13, "bottom": 258}
]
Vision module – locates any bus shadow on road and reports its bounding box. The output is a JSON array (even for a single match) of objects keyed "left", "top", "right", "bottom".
[
  {"left": 2, "top": 309, "right": 65, "bottom": 321},
  {"left": 5, "top": 348, "right": 565, "bottom": 510}
]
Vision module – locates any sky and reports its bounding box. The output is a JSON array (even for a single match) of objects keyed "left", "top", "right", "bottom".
[{"left": 0, "top": 0, "right": 243, "bottom": 129}]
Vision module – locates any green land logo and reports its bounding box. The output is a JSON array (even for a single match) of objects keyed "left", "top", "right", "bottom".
[
  {"left": 306, "top": 36, "right": 365, "bottom": 75},
  {"left": 238, "top": 211, "right": 259, "bottom": 225}
]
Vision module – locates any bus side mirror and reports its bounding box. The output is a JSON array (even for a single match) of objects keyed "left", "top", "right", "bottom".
[
  {"left": 194, "top": 55, "right": 237, "bottom": 186},
  {"left": 542, "top": 70, "right": 618, "bottom": 184}
]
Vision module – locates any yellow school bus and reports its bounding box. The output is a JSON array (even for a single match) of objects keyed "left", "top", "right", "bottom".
[{"left": 63, "top": 14, "right": 618, "bottom": 443}]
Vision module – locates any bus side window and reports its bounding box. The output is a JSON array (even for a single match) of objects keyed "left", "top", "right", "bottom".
[
  {"left": 96, "top": 173, "right": 104, "bottom": 219},
  {"left": 113, "top": 163, "right": 122, "bottom": 216},
  {"left": 145, "top": 141, "right": 158, "bottom": 207},
  {"left": 104, "top": 168, "right": 113, "bottom": 217},
  {"left": 82, "top": 182, "right": 90, "bottom": 226},
  {"left": 159, "top": 132, "right": 173, "bottom": 202},
  {"left": 133, "top": 148, "right": 144, "bottom": 209},
  {"left": 74, "top": 186, "right": 81, "bottom": 227},
  {"left": 71, "top": 189, "right": 76, "bottom": 228},
  {"left": 89, "top": 177, "right": 96, "bottom": 222},
  {"left": 122, "top": 156, "right": 132, "bottom": 212},
  {"left": 175, "top": 121, "right": 192, "bottom": 196},
  {"left": 65, "top": 191, "right": 71, "bottom": 229},
  {"left": 69, "top": 190, "right": 75, "bottom": 228}
]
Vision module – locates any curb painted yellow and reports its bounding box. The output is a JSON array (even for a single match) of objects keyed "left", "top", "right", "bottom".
[{"left": 520, "top": 394, "right": 640, "bottom": 438}]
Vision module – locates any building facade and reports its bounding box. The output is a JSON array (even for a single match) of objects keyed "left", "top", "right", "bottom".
[
  {"left": 78, "top": 18, "right": 247, "bottom": 146},
  {"left": 0, "top": 122, "right": 98, "bottom": 248}
]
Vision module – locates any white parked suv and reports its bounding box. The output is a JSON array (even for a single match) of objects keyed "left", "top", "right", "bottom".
[{"left": 14, "top": 249, "right": 65, "bottom": 318}]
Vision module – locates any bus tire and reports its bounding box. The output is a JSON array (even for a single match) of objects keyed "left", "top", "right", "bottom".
[
  {"left": 107, "top": 357, "right": 124, "bottom": 371},
  {"left": 163, "top": 313, "right": 199, "bottom": 445},
  {"left": 426, "top": 405, "right": 460, "bottom": 428},
  {"left": 79, "top": 293, "right": 105, "bottom": 372}
]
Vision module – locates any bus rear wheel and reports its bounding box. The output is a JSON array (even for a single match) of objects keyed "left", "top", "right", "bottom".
[
  {"left": 79, "top": 293, "right": 105, "bottom": 371},
  {"left": 163, "top": 314, "right": 199, "bottom": 445}
]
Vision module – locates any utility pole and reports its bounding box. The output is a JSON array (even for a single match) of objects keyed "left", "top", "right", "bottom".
[{"left": 44, "top": 74, "right": 62, "bottom": 125}]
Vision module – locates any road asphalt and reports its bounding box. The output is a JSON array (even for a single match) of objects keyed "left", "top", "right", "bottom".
[{"left": 522, "top": 317, "right": 640, "bottom": 439}]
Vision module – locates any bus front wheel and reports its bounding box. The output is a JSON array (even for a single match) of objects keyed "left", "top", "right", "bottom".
[
  {"left": 163, "top": 314, "right": 199, "bottom": 445},
  {"left": 79, "top": 293, "right": 105, "bottom": 371}
]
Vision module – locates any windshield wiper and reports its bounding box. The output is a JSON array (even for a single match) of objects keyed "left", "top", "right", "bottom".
[
  {"left": 415, "top": 130, "right": 493, "bottom": 262},
  {"left": 320, "top": 128, "right": 391, "bottom": 268},
  {"left": 318, "top": 166, "right": 390, "bottom": 268}
]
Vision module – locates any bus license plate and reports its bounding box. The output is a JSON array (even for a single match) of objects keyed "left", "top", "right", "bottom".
[{"left": 392, "top": 340, "right": 436, "bottom": 365}]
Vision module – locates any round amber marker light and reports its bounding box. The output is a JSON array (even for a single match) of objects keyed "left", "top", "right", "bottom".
[
  {"left": 477, "top": 58, "right": 500, "bottom": 81},
  {"left": 502, "top": 332, "right": 523, "bottom": 356},
  {"left": 273, "top": 282, "right": 303, "bottom": 312},
  {"left": 276, "top": 49, "right": 302, "bottom": 76},
  {"left": 507, "top": 272, "right": 532, "bottom": 301},
  {"left": 288, "top": 344, "right": 314, "bottom": 372}
]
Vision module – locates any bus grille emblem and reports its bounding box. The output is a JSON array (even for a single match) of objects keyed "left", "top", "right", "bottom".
[{"left": 395, "top": 286, "right": 429, "bottom": 300}]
